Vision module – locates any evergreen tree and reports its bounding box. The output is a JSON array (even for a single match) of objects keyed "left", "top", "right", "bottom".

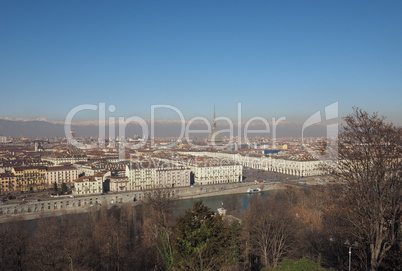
[
  {"left": 61, "top": 182, "right": 68, "bottom": 194},
  {"left": 173, "top": 200, "right": 241, "bottom": 270}
]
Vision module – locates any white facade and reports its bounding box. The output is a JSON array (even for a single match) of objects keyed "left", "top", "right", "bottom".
[
  {"left": 155, "top": 166, "right": 190, "bottom": 188},
  {"left": 46, "top": 166, "right": 79, "bottom": 186},
  {"left": 181, "top": 151, "right": 324, "bottom": 177},
  {"left": 189, "top": 163, "right": 242, "bottom": 185},
  {"left": 125, "top": 164, "right": 156, "bottom": 191},
  {"left": 73, "top": 161, "right": 128, "bottom": 177},
  {"left": 73, "top": 175, "right": 103, "bottom": 195},
  {"left": 0, "top": 136, "right": 9, "bottom": 143},
  {"left": 73, "top": 163, "right": 96, "bottom": 176},
  {"left": 109, "top": 176, "right": 129, "bottom": 192},
  {"left": 125, "top": 163, "right": 191, "bottom": 191},
  {"left": 153, "top": 154, "right": 242, "bottom": 186}
]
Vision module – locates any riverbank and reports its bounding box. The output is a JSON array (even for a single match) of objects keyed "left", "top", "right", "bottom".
[
  {"left": 0, "top": 183, "right": 271, "bottom": 222},
  {"left": 179, "top": 182, "right": 283, "bottom": 199},
  {"left": 0, "top": 176, "right": 327, "bottom": 223}
]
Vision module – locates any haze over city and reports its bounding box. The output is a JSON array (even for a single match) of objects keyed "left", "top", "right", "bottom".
[{"left": 1, "top": 0, "right": 402, "bottom": 133}]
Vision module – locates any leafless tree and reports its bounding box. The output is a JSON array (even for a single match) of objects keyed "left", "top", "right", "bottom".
[
  {"left": 30, "top": 214, "right": 67, "bottom": 270},
  {"left": 0, "top": 216, "right": 29, "bottom": 271},
  {"left": 243, "top": 195, "right": 299, "bottom": 268},
  {"left": 328, "top": 108, "right": 402, "bottom": 270},
  {"left": 92, "top": 209, "right": 128, "bottom": 270},
  {"left": 141, "top": 189, "right": 177, "bottom": 270},
  {"left": 222, "top": 194, "right": 241, "bottom": 215}
]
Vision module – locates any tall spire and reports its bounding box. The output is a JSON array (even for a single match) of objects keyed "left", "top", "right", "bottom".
[
  {"left": 213, "top": 104, "right": 216, "bottom": 128},
  {"left": 207, "top": 104, "right": 222, "bottom": 146}
]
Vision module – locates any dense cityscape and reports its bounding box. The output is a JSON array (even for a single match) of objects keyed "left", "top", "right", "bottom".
[
  {"left": 1, "top": 1, "right": 401, "bottom": 271},
  {"left": 0, "top": 130, "right": 330, "bottom": 197},
  {"left": 0, "top": 110, "right": 401, "bottom": 271}
]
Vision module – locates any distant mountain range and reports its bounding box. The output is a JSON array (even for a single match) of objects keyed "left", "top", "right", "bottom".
[{"left": 0, "top": 118, "right": 328, "bottom": 138}]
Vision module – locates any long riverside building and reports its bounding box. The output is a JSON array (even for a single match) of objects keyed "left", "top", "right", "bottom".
[
  {"left": 152, "top": 154, "right": 243, "bottom": 185},
  {"left": 179, "top": 151, "right": 324, "bottom": 177}
]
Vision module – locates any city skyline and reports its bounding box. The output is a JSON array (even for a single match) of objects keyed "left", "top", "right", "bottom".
[
  {"left": 0, "top": 2, "right": 400, "bottom": 268},
  {"left": 1, "top": 1, "right": 402, "bottom": 125}
]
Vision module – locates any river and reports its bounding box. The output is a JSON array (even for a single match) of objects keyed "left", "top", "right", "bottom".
[
  {"left": 175, "top": 190, "right": 271, "bottom": 215},
  {"left": 3, "top": 190, "right": 273, "bottom": 234}
]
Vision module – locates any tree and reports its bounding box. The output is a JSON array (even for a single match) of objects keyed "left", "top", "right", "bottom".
[
  {"left": 141, "top": 189, "right": 178, "bottom": 270},
  {"left": 173, "top": 200, "right": 241, "bottom": 270},
  {"left": 31, "top": 213, "right": 95, "bottom": 271},
  {"left": 329, "top": 108, "right": 402, "bottom": 270},
  {"left": 53, "top": 182, "right": 58, "bottom": 192},
  {"left": 222, "top": 194, "right": 241, "bottom": 215},
  {"left": 61, "top": 182, "right": 67, "bottom": 194},
  {"left": 92, "top": 208, "right": 129, "bottom": 270},
  {"left": 31, "top": 215, "right": 66, "bottom": 270},
  {"left": 0, "top": 217, "right": 30, "bottom": 271},
  {"left": 243, "top": 194, "right": 299, "bottom": 268}
]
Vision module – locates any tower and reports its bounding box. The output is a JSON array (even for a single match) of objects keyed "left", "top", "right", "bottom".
[{"left": 207, "top": 105, "right": 223, "bottom": 146}]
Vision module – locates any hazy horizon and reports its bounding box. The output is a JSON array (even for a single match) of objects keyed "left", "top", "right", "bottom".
[{"left": 1, "top": 1, "right": 402, "bottom": 129}]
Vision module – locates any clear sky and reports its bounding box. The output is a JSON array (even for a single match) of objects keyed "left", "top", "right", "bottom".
[{"left": 1, "top": 0, "right": 402, "bottom": 124}]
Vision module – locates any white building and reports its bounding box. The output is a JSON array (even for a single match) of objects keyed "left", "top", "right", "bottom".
[
  {"left": 153, "top": 153, "right": 242, "bottom": 186},
  {"left": 181, "top": 151, "right": 324, "bottom": 177},
  {"left": 125, "top": 162, "right": 157, "bottom": 191},
  {"left": 186, "top": 157, "right": 242, "bottom": 185},
  {"left": 73, "top": 162, "right": 97, "bottom": 176},
  {"left": 125, "top": 162, "right": 191, "bottom": 191},
  {"left": 109, "top": 176, "right": 129, "bottom": 192},
  {"left": 73, "top": 161, "right": 127, "bottom": 177},
  {"left": 0, "top": 136, "right": 9, "bottom": 143},
  {"left": 46, "top": 166, "right": 79, "bottom": 187},
  {"left": 155, "top": 165, "right": 190, "bottom": 188},
  {"left": 73, "top": 173, "right": 103, "bottom": 195}
]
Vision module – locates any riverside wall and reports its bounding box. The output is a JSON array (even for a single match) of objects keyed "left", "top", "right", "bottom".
[{"left": 0, "top": 177, "right": 325, "bottom": 222}]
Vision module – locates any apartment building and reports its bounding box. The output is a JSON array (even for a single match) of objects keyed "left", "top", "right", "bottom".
[
  {"left": 155, "top": 164, "right": 190, "bottom": 188},
  {"left": 187, "top": 157, "right": 243, "bottom": 185},
  {"left": 46, "top": 166, "right": 79, "bottom": 187},
  {"left": 73, "top": 173, "right": 104, "bottom": 195},
  {"left": 109, "top": 176, "right": 129, "bottom": 192},
  {"left": 0, "top": 172, "right": 16, "bottom": 193},
  {"left": 125, "top": 162, "right": 157, "bottom": 191},
  {"left": 125, "top": 162, "right": 191, "bottom": 191},
  {"left": 12, "top": 166, "right": 47, "bottom": 192}
]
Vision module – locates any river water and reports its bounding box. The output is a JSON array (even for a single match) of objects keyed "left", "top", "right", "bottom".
[
  {"left": 4, "top": 190, "right": 272, "bottom": 234},
  {"left": 175, "top": 190, "right": 272, "bottom": 215}
]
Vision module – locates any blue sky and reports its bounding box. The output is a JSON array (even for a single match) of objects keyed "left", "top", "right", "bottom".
[{"left": 1, "top": 0, "right": 401, "bottom": 124}]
